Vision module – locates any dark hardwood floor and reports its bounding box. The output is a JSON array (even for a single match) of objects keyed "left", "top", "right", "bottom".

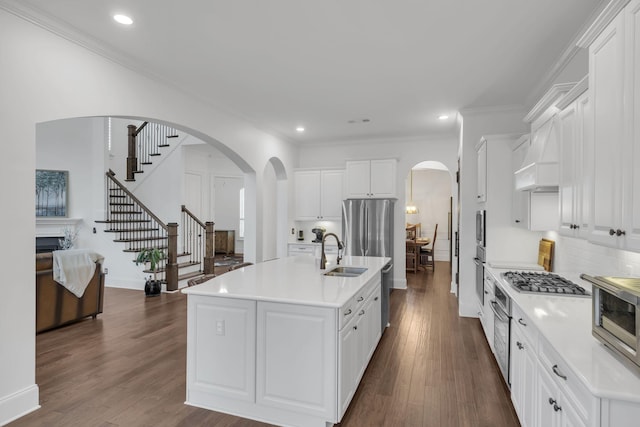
[{"left": 10, "top": 261, "right": 519, "bottom": 427}]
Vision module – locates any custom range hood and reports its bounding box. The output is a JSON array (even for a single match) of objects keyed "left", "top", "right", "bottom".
[{"left": 515, "top": 82, "right": 578, "bottom": 192}]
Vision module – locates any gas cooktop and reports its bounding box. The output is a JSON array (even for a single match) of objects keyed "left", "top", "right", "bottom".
[{"left": 502, "top": 271, "right": 591, "bottom": 297}]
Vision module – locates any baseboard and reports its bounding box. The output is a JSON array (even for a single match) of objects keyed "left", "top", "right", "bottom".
[
  {"left": 392, "top": 278, "right": 407, "bottom": 290},
  {"left": 0, "top": 384, "right": 39, "bottom": 426}
]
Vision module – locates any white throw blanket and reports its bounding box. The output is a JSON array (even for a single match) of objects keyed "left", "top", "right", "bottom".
[{"left": 52, "top": 249, "right": 105, "bottom": 298}]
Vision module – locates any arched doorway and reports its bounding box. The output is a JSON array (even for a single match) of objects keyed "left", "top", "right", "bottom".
[{"left": 404, "top": 161, "right": 454, "bottom": 275}]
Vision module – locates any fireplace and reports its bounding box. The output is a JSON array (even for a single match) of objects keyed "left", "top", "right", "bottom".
[{"left": 36, "top": 237, "right": 62, "bottom": 253}]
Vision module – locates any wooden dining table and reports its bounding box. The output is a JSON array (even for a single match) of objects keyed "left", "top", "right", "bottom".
[{"left": 406, "top": 238, "right": 431, "bottom": 272}]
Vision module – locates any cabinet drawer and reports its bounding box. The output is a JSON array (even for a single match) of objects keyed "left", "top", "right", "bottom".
[
  {"left": 512, "top": 303, "right": 538, "bottom": 347},
  {"left": 288, "top": 245, "right": 316, "bottom": 256},
  {"left": 538, "top": 336, "right": 594, "bottom": 422}
]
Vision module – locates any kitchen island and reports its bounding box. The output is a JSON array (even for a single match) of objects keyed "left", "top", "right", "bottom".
[{"left": 182, "top": 255, "right": 391, "bottom": 427}]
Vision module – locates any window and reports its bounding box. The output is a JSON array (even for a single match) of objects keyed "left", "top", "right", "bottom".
[{"left": 239, "top": 187, "right": 245, "bottom": 239}]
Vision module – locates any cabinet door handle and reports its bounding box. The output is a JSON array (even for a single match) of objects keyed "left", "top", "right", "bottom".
[
  {"left": 552, "top": 364, "right": 567, "bottom": 380},
  {"left": 548, "top": 398, "right": 556, "bottom": 406},
  {"left": 609, "top": 228, "right": 616, "bottom": 236},
  {"left": 515, "top": 219, "right": 520, "bottom": 223},
  {"left": 353, "top": 325, "right": 357, "bottom": 330},
  {"left": 617, "top": 229, "right": 626, "bottom": 236},
  {"left": 553, "top": 403, "right": 562, "bottom": 412},
  {"left": 484, "top": 290, "right": 489, "bottom": 295},
  {"left": 374, "top": 296, "right": 379, "bottom": 301},
  {"left": 359, "top": 310, "right": 365, "bottom": 316},
  {"left": 518, "top": 318, "right": 527, "bottom": 327},
  {"left": 357, "top": 296, "right": 364, "bottom": 302},
  {"left": 344, "top": 309, "right": 352, "bottom": 316},
  {"left": 517, "top": 341, "right": 524, "bottom": 350}
]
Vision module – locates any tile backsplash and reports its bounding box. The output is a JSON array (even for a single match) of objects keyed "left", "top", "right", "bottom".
[{"left": 547, "top": 231, "right": 640, "bottom": 277}]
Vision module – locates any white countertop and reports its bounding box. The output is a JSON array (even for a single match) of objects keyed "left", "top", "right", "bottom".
[
  {"left": 485, "top": 265, "right": 640, "bottom": 403},
  {"left": 182, "top": 255, "right": 391, "bottom": 308}
]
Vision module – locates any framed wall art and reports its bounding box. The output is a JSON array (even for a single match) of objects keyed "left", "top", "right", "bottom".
[{"left": 35, "top": 169, "right": 68, "bottom": 217}]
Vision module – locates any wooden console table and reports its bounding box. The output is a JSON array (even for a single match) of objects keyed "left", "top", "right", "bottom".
[{"left": 215, "top": 230, "right": 235, "bottom": 255}]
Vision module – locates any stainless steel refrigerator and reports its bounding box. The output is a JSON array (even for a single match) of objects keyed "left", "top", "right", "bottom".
[{"left": 342, "top": 199, "right": 394, "bottom": 333}]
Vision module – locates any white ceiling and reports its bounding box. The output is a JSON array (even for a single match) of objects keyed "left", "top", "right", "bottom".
[{"left": 4, "top": 0, "right": 603, "bottom": 144}]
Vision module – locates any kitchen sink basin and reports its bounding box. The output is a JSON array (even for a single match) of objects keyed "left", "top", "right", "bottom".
[{"left": 324, "top": 266, "right": 368, "bottom": 277}]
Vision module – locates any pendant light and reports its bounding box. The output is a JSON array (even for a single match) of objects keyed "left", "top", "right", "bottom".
[{"left": 406, "top": 169, "right": 419, "bottom": 214}]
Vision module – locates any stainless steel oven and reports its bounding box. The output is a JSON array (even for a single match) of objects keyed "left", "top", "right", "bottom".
[
  {"left": 491, "top": 280, "right": 512, "bottom": 387},
  {"left": 581, "top": 275, "right": 640, "bottom": 373}
]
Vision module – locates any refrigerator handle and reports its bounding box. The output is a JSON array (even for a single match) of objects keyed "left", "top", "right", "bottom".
[{"left": 363, "top": 205, "right": 368, "bottom": 256}]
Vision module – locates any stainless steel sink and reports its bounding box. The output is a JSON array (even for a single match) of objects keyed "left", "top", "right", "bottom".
[{"left": 323, "top": 266, "right": 368, "bottom": 277}]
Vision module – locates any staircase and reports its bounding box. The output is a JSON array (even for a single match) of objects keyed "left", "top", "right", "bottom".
[
  {"left": 97, "top": 121, "right": 216, "bottom": 289},
  {"left": 126, "top": 121, "right": 179, "bottom": 182}
]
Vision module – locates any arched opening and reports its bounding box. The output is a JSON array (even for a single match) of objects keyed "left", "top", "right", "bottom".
[
  {"left": 35, "top": 115, "right": 259, "bottom": 288},
  {"left": 404, "top": 160, "right": 454, "bottom": 278},
  {"left": 260, "top": 157, "right": 288, "bottom": 261}
]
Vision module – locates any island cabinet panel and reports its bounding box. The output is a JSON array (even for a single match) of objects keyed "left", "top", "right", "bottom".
[
  {"left": 256, "top": 302, "right": 337, "bottom": 420},
  {"left": 187, "top": 296, "right": 256, "bottom": 402}
]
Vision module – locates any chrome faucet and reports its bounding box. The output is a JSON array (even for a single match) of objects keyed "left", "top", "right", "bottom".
[{"left": 321, "top": 233, "right": 344, "bottom": 269}]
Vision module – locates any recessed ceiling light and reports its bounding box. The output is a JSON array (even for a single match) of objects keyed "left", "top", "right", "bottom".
[
  {"left": 438, "top": 115, "right": 449, "bottom": 120},
  {"left": 296, "top": 127, "right": 305, "bottom": 132},
  {"left": 113, "top": 14, "right": 133, "bottom": 25}
]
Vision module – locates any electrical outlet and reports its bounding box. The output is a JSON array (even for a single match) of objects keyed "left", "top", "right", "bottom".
[
  {"left": 104, "top": 268, "right": 108, "bottom": 274},
  {"left": 216, "top": 320, "right": 225, "bottom": 336},
  {"left": 291, "top": 228, "right": 295, "bottom": 235}
]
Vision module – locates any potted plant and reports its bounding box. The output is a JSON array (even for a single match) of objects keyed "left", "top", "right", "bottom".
[{"left": 135, "top": 247, "right": 166, "bottom": 297}]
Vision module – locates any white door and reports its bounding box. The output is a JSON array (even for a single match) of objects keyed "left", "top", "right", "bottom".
[{"left": 184, "top": 172, "right": 204, "bottom": 218}]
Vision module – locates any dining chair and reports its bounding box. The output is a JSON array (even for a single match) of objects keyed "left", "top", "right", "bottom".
[{"left": 420, "top": 223, "right": 438, "bottom": 270}]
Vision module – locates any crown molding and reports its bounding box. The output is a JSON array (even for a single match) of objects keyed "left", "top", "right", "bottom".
[
  {"left": 524, "top": 83, "right": 576, "bottom": 123},
  {"left": 458, "top": 104, "right": 526, "bottom": 117},
  {"left": 556, "top": 75, "right": 589, "bottom": 110},
  {"left": 577, "top": 0, "right": 631, "bottom": 48}
]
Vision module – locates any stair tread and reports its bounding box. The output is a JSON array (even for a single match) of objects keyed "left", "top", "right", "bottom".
[
  {"left": 149, "top": 153, "right": 161, "bottom": 156},
  {"left": 104, "top": 228, "right": 159, "bottom": 233},
  {"left": 158, "top": 144, "right": 170, "bottom": 147},
  {"left": 109, "top": 203, "right": 134, "bottom": 206},
  {"left": 146, "top": 261, "right": 201, "bottom": 274},
  {"left": 123, "top": 246, "right": 168, "bottom": 253},
  {"left": 96, "top": 219, "right": 151, "bottom": 223},
  {"left": 114, "top": 236, "right": 166, "bottom": 243},
  {"left": 110, "top": 211, "right": 143, "bottom": 214}
]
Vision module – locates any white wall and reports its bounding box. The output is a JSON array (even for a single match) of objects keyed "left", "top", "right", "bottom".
[
  {"left": 297, "top": 135, "right": 458, "bottom": 289},
  {"left": 0, "top": 9, "right": 298, "bottom": 425},
  {"left": 457, "top": 108, "right": 529, "bottom": 318}
]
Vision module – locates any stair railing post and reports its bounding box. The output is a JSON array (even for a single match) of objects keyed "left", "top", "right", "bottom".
[
  {"left": 166, "top": 222, "right": 179, "bottom": 291},
  {"left": 126, "top": 124, "right": 137, "bottom": 181},
  {"left": 204, "top": 221, "right": 215, "bottom": 274}
]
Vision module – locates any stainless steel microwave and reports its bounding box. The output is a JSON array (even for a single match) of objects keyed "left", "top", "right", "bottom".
[{"left": 581, "top": 274, "right": 640, "bottom": 372}]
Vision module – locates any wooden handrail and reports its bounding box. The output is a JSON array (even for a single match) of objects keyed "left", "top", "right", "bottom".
[
  {"left": 181, "top": 205, "right": 206, "bottom": 229},
  {"left": 106, "top": 170, "right": 167, "bottom": 230},
  {"left": 133, "top": 121, "right": 149, "bottom": 137}
]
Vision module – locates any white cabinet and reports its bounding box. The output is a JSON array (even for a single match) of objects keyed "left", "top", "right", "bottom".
[
  {"left": 511, "top": 136, "right": 560, "bottom": 231},
  {"left": 586, "top": 2, "right": 640, "bottom": 251},
  {"left": 477, "top": 139, "right": 487, "bottom": 203},
  {"left": 256, "top": 301, "right": 336, "bottom": 419},
  {"left": 337, "top": 274, "right": 382, "bottom": 420},
  {"left": 287, "top": 243, "right": 337, "bottom": 257},
  {"left": 294, "top": 169, "right": 344, "bottom": 220},
  {"left": 510, "top": 305, "right": 538, "bottom": 427},
  {"left": 512, "top": 136, "right": 531, "bottom": 228},
  {"left": 345, "top": 159, "right": 396, "bottom": 198},
  {"left": 186, "top": 296, "right": 256, "bottom": 402},
  {"left": 537, "top": 363, "right": 586, "bottom": 427},
  {"left": 558, "top": 89, "right": 590, "bottom": 238},
  {"left": 479, "top": 269, "right": 495, "bottom": 353}
]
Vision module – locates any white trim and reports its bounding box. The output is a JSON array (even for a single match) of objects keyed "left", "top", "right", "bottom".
[
  {"left": 557, "top": 75, "right": 589, "bottom": 110},
  {"left": 524, "top": 83, "right": 576, "bottom": 123},
  {"left": 577, "top": 0, "right": 631, "bottom": 48},
  {"left": 35, "top": 217, "right": 82, "bottom": 237},
  {"left": 0, "top": 384, "right": 39, "bottom": 426}
]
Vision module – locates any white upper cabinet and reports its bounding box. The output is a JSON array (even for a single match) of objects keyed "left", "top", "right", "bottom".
[
  {"left": 477, "top": 139, "right": 487, "bottom": 203},
  {"left": 512, "top": 136, "right": 531, "bottom": 228},
  {"left": 558, "top": 85, "right": 590, "bottom": 238},
  {"left": 585, "top": 1, "right": 640, "bottom": 251},
  {"left": 294, "top": 169, "right": 344, "bottom": 221},
  {"left": 345, "top": 159, "right": 396, "bottom": 198}
]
